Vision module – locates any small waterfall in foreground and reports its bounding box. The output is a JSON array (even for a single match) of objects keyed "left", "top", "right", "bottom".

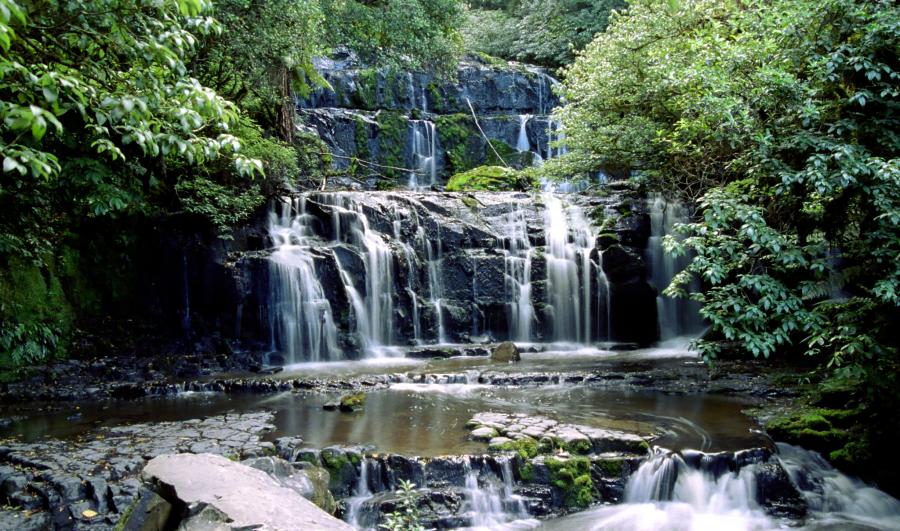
[
  {"left": 268, "top": 198, "right": 340, "bottom": 363},
  {"left": 557, "top": 444, "right": 900, "bottom": 531},
  {"left": 646, "top": 195, "right": 704, "bottom": 340},
  {"left": 463, "top": 457, "right": 530, "bottom": 529},
  {"left": 502, "top": 204, "right": 535, "bottom": 341},
  {"left": 409, "top": 120, "right": 437, "bottom": 189},
  {"left": 347, "top": 458, "right": 378, "bottom": 529},
  {"left": 543, "top": 194, "right": 603, "bottom": 343}
]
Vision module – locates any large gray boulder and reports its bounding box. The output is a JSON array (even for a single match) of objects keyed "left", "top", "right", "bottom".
[{"left": 141, "top": 453, "right": 352, "bottom": 530}]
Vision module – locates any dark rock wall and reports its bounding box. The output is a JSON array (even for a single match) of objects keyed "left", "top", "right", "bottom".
[
  {"left": 159, "top": 190, "right": 658, "bottom": 359},
  {"left": 298, "top": 54, "right": 560, "bottom": 187}
]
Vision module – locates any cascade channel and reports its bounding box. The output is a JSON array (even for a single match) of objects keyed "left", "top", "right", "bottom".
[{"left": 265, "top": 190, "right": 636, "bottom": 364}]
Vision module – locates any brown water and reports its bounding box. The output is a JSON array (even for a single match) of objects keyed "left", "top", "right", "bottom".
[{"left": 0, "top": 383, "right": 767, "bottom": 455}]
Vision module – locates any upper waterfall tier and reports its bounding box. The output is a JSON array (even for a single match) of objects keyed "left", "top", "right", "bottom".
[
  {"left": 295, "top": 54, "right": 563, "bottom": 189},
  {"left": 300, "top": 53, "right": 559, "bottom": 115}
]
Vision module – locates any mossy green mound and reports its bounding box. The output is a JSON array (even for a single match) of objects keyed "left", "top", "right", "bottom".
[
  {"left": 446, "top": 165, "right": 534, "bottom": 192},
  {"left": 545, "top": 456, "right": 594, "bottom": 508}
]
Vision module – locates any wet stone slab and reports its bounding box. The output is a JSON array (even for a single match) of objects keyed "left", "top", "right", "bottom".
[
  {"left": 466, "top": 412, "right": 650, "bottom": 455},
  {"left": 0, "top": 411, "right": 275, "bottom": 530}
]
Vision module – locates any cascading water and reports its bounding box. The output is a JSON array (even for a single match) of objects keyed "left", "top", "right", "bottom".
[
  {"left": 543, "top": 194, "right": 602, "bottom": 343},
  {"left": 502, "top": 204, "right": 535, "bottom": 341},
  {"left": 347, "top": 458, "right": 377, "bottom": 529},
  {"left": 424, "top": 226, "right": 447, "bottom": 344},
  {"left": 322, "top": 195, "right": 396, "bottom": 354},
  {"left": 646, "top": 194, "right": 704, "bottom": 340},
  {"left": 268, "top": 197, "right": 340, "bottom": 363},
  {"left": 546, "top": 445, "right": 900, "bottom": 531},
  {"left": 516, "top": 115, "right": 531, "bottom": 153},
  {"left": 409, "top": 120, "right": 437, "bottom": 189},
  {"left": 462, "top": 457, "right": 531, "bottom": 529}
]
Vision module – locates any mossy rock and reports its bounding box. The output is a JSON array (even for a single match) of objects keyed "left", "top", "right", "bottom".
[
  {"left": 339, "top": 392, "right": 366, "bottom": 412},
  {"left": 491, "top": 437, "right": 538, "bottom": 460},
  {"left": 446, "top": 166, "right": 534, "bottom": 192},
  {"left": 766, "top": 411, "right": 849, "bottom": 454},
  {"left": 545, "top": 456, "right": 594, "bottom": 508},
  {"left": 595, "top": 458, "right": 624, "bottom": 477}
]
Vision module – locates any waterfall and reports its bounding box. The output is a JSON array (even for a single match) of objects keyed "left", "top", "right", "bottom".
[
  {"left": 463, "top": 457, "right": 529, "bottom": 528},
  {"left": 409, "top": 120, "right": 437, "bottom": 189},
  {"left": 646, "top": 194, "right": 704, "bottom": 339},
  {"left": 424, "top": 226, "right": 447, "bottom": 344},
  {"left": 516, "top": 115, "right": 531, "bottom": 153},
  {"left": 543, "top": 194, "right": 601, "bottom": 343},
  {"left": 347, "top": 458, "right": 377, "bottom": 529},
  {"left": 391, "top": 211, "right": 422, "bottom": 344},
  {"left": 268, "top": 197, "right": 340, "bottom": 363},
  {"left": 502, "top": 204, "right": 535, "bottom": 341},
  {"left": 776, "top": 443, "right": 900, "bottom": 522},
  {"left": 321, "top": 194, "right": 395, "bottom": 354}
]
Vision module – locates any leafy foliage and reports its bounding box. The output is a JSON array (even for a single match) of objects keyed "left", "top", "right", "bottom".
[
  {"left": 560, "top": 0, "right": 900, "bottom": 402},
  {"left": 463, "top": 0, "right": 624, "bottom": 68},
  {"left": 320, "top": 0, "right": 464, "bottom": 71},
  {"left": 379, "top": 479, "right": 424, "bottom": 531}
]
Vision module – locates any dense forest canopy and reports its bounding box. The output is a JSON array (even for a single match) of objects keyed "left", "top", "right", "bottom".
[{"left": 558, "top": 0, "right": 900, "bottom": 407}]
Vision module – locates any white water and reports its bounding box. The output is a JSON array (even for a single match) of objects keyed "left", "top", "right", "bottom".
[
  {"left": 268, "top": 197, "right": 340, "bottom": 363},
  {"left": 502, "top": 203, "right": 535, "bottom": 341},
  {"left": 516, "top": 115, "right": 531, "bottom": 153},
  {"left": 409, "top": 120, "right": 437, "bottom": 189},
  {"left": 424, "top": 225, "right": 447, "bottom": 344},
  {"left": 462, "top": 458, "right": 536, "bottom": 530},
  {"left": 347, "top": 458, "right": 377, "bottom": 529},
  {"left": 646, "top": 194, "right": 704, "bottom": 339},
  {"left": 321, "top": 194, "right": 396, "bottom": 354},
  {"left": 540, "top": 445, "right": 900, "bottom": 531},
  {"left": 543, "top": 194, "right": 603, "bottom": 343}
]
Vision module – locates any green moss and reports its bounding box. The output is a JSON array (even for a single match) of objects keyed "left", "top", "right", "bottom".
[
  {"left": 446, "top": 166, "right": 531, "bottom": 192},
  {"left": 767, "top": 411, "right": 850, "bottom": 453},
  {"left": 494, "top": 437, "right": 539, "bottom": 459},
  {"left": 435, "top": 113, "right": 480, "bottom": 174},
  {"left": 321, "top": 451, "right": 350, "bottom": 471},
  {"left": 339, "top": 392, "right": 366, "bottom": 410},
  {"left": 427, "top": 82, "right": 447, "bottom": 113},
  {"left": 829, "top": 439, "right": 873, "bottom": 470},
  {"left": 545, "top": 457, "right": 594, "bottom": 508},
  {"left": 519, "top": 462, "right": 534, "bottom": 482},
  {"left": 567, "top": 438, "right": 593, "bottom": 455},
  {"left": 375, "top": 111, "right": 407, "bottom": 184},
  {"left": 596, "top": 459, "right": 623, "bottom": 477},
  {"left": 355, "top": 68, "right": 379, "bottom": 109},
  {"left": 461, "top": 195, "right": 480, "bottom": 210},
  {"left": 485, "top": 139, "right": 516, "bottom": 166},
  {"left": 639, "top": 440, "right": 651, "bottom": 452},
  {"left": 354, "top": 117, "right": 372, "bottom": 161}
]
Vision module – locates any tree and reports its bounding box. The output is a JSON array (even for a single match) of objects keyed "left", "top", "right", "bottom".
[{"left": 558, "top": 0, "right": 900, "bottom": 401}]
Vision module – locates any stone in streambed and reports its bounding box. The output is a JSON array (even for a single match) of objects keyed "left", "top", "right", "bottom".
[
  {"left": 323, "top": 392, "right": 366, "bottom": 412},
  {"left": 141, "top": 453, "right": 352, "bottom": 530},
  {"left": 470, "top": 427, "right": 499, "bottom": 441},
  {"left": 491, "top": 341, "right": 521, "bottom": 363}
]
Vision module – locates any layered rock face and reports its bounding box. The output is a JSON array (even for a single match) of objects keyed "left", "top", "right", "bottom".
[
  {"left": 297, "top": 52, "right": 561, "bottom": 188},
  {"left": 216, "top": 189, "right": 657, "bottom": 362}
]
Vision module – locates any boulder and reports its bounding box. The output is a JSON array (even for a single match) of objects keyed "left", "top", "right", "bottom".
[
  {"left": 491, "top": 341, "right": 521, "bottom": 363},
  {"left": 141, "top": 453, "right": 353, "bottom": 530}
]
